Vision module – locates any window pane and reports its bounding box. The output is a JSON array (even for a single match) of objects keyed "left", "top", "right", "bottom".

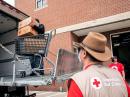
[
  {"left": 37, "top": 2, "right": 41, "bottom": 8},
  {"left": 36, "top": 0, "right": 47, "bottom": 9}
]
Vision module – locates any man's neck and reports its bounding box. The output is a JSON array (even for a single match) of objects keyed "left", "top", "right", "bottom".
[
  {"left": 114, "top": 61, "right": 118, "bottom": 64},
  {"left": 83, "top": 59, "right": 100, "bottom": 70}
]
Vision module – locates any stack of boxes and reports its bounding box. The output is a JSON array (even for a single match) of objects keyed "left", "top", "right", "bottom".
[
  {"left": 16, "top": 17, "right": 46, "bottom": 55},
  {"left": 18, "top": 17, "right": 38, "bottom": 37}
]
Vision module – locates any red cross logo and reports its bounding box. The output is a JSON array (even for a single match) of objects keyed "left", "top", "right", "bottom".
[
  {"left": 91, "top": 77, "right": 102, "bottom": 89},
  {"left": 93, "top": 79, "right": 100, "bottom": 87},
  {"left": 112, "top": 66, "right": 118, "bottom": 70}
]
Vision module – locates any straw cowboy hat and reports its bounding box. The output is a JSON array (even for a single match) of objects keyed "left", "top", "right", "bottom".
[{"left": 77, "top": 32, "right": 112, "bottom": 61}]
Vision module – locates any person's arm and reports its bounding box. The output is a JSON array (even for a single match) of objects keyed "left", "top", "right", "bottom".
[
  {"left": 38, "top": 24, "right": 45, "bottom": 34},
  {"left": 67, "top": 79, "right": 83, "bottom": 97},
  {"left": 120, "top": 63, "right": 125, "bottom": 79}
]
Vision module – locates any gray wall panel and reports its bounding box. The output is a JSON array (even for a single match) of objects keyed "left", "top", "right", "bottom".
[{"left": 0, "top": 29, "right": 17, "bottom": 44}]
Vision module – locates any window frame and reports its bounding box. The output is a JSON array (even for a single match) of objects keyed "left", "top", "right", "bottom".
[{"left": 35, "top": 0, "right": 48, "bottom": 11}]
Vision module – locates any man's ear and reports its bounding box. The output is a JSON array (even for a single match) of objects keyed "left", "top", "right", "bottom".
[{"left": 83, "top": 50, "right": 86, "bottom": 58}]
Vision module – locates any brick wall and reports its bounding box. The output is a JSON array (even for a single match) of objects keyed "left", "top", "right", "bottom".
[{"left": 16, "top": 0, "right": 130, "bottom": 31}]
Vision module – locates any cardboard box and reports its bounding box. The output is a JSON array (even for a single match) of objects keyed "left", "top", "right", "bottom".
[
  {"left": 18, "top": 26, "right": 38, "bottom": 37},
  {"left": 18, "top": 17, "right": 35, "bottom": 29}
]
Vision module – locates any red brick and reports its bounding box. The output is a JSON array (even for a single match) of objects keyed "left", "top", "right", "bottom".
[{"left": 16, "top": 0, "right": 130, "bottom": 31}]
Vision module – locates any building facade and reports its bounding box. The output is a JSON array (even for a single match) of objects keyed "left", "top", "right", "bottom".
[{"left": 15, "top": 0, "right": 130, "bottom": 91}]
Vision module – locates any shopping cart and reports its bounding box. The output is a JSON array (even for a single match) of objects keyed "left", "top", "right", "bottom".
[
  {"left": 15, "top": 33, "right": 51, "bottom": 56},
  {"left": 15, "top": 33, "right": 54, "bottom": 77}
]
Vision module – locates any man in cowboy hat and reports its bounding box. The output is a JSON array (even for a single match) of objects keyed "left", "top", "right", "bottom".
[{"left": 67, "top": 32, "right": 128, "bottom": 97}]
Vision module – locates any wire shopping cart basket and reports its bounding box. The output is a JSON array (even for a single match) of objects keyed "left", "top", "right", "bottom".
[{"left": 15, "top": 33, "right": 51, "bottom": 56}]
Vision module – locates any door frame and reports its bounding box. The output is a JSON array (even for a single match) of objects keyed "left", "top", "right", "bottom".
[{"left": 110, "top": 30, "right": 130, "bottom": 57}]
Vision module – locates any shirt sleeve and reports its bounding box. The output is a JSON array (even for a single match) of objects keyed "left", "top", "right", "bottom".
[
  {"left": 120, "top": 63, "right": 124, "bottom": 71},
  {"left": 67, "top": 79, "right": 83, "bottom": 97}
]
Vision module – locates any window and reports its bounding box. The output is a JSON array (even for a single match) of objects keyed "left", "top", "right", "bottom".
[{"left": 36, "top": 0, "right": 47, "bottom": 10}]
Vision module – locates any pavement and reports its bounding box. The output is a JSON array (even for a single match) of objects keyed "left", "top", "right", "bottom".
[{"left": 29, "top": 91, "right": 67, "bottom": 97}]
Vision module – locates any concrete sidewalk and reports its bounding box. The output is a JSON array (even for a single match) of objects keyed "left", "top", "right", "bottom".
[{"left": 29, "top": 91, "right": 67, "bottom": 97}]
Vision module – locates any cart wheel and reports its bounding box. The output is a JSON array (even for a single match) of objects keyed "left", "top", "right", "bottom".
[{"left": 20, "top": 71, "right": 26, "bottom": 78}]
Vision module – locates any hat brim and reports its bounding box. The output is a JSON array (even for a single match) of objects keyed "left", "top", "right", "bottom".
[{"left": 76, "top": 42, "right": 112, "bottom": 62}]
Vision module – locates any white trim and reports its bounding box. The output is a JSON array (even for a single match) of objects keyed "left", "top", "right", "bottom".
[
  {"left": 110, "top": 30, "right": 130, "bottom": 57},
  {"left": 47, "top": 11, "right": 130, "bottom": 34},
  {"left": 110, "top": 30, "right": 130, "bottom": 36}
]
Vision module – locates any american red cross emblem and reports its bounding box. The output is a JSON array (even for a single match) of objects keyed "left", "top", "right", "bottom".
[
  {"left": 93, "top": 79, "right": 100, "bottom": 87},
  {"left": 112, "top": 66, "right": 118, "bottom": 70},
  {"left": 91, "top": 77, "right": 102, "bottom": 89}
]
